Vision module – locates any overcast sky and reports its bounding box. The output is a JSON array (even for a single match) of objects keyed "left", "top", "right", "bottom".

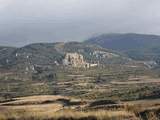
[{"left": 0, "top": 0, "right": 160, "bottom": 46}]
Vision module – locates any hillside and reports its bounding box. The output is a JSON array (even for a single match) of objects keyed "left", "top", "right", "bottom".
[
  {"left": 0, "top": 42, "right": 160, "bottom": 120},
  {"left": 0, "top": 46, "right": 17, "bottom": 66},
  {"left": 0, "top": 42, "right": 127, "bottom": 71},
  {"left": 85, "top": 33, "right": 160, "bottom": 61}
]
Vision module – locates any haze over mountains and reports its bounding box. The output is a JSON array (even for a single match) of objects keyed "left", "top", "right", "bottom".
[
  {"left": 86, "top": 33, "right": 160, "bottom": 51},
  {"left": 1, "top": 0, "right": 160, "bottom": 46}
]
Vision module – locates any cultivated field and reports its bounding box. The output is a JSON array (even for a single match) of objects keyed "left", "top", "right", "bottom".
[{"left": 0, "top": 65, "right": 160, "bottom": 120}]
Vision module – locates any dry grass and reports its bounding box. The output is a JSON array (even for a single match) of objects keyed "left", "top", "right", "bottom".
[
  {"left": 0, "top": 95, "right": 160, "bottom": 120},
  {"left": 0, "top": 108, "right": 136, "bottom": 120},
  {"left": 0, "top": 95, "right": 69, "bottom": 106}
]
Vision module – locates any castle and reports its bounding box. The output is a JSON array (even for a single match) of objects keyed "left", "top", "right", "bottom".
[{"left": 63, "top": 53, "right": 97, "bottom": 68}]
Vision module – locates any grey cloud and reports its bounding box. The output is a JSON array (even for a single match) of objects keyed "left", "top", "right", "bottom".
[{"left": 0, "top": 0, "right": 160, "bottom": 46}]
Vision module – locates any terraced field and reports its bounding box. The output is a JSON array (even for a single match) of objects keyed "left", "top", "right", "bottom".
[{"left": 0, "top": 65, "right": 160, "bottom": 119}]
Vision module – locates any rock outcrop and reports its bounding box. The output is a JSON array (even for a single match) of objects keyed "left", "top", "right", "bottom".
[{"left": 63, "top": 53, "right": 89, "bottom": 68}]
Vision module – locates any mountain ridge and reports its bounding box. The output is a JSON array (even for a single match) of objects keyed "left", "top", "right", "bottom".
[{"left": 85, "top": 33, "right": 160, "bottom": 61}]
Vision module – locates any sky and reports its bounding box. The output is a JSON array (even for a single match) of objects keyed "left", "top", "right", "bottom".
[{"left": 0, "top": 0, "right": 160, "bottom": 46}]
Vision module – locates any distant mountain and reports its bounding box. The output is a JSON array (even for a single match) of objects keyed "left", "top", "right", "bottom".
[
  {"left": 85, "top": 33, "right": 160, "bottom": 61},
  {"left": 0, "top": 42, "right": 127, "bottom": 71}
]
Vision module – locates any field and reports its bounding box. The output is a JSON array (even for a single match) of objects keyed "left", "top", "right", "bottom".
[
  {"left": 0, "top": 95, "right": 160, "bottom": 120},
  {"left": 0, "top": 64, "right": 160, "bottom": 120}
]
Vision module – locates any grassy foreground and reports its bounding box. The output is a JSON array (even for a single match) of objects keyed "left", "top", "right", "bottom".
[
  {"left": 0, "top": 109, "right": 137, "bottom": 120},
  {"left": 0, "top": 95, "right": 159, "bottom": 120}
]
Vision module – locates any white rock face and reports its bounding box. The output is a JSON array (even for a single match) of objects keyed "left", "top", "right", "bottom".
[
  {"left": 6, "top": 59, "right": 9, "bottom": 64},
  {"left": 93, "top": 50, "right": 119, "bottom": 58},
  {"left": 54, "top": 61, "right": 59, "bottom": 66}
]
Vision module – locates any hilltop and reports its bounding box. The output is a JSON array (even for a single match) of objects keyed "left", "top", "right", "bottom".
[{"left": 85, "top": 33, "right": 160, "bottom": 61}]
